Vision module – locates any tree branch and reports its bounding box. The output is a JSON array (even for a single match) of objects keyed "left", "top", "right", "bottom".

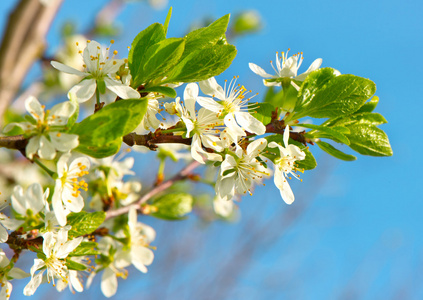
[
  {"left": 0, "top": 0, "right": 63, "bottom": 126},
  {"left": 105, "top": 160, "right": 201, "bottom": 220}
]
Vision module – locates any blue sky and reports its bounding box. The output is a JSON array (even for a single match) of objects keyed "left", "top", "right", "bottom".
[{"left": 1, "top": 0, "right": 422, "bottom": 299}]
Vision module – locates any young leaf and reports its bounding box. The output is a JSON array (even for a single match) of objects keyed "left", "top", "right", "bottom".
[
  {"left": 354, "top": 96, "right": 379, "bottom": 114},
  {"left": 134, "top": 38, "right": 185, "bottom": 86},
  {"left": 296, "top": 68, "right": 340, "bottom": 109},
  {"left": 295, "top": 72, "right": 376, "bottom": 119},
  {"left": 66, "top": 259, "right": 87, "bottom": 271},
  {"left": 316, "top": 141, "right": 357, "bottom": 161},
  {"left": 67, "top": 211, "right": 106, "bottom": 238},
  {"left": 298, "top": 123, "right": 350, "bottom": 145},
  {"left": 249, "top": 102, "right": 275, "bottom": 126},
  {"left": 182, "top": 14, "right": 230, "bottom": 59},
  {"left": 163, "top": 44, "right": 237, "bottom": 83},
  {"left": 150, "top": 193, "right": 193, "bottom": 220},
  {"left": 345, "top": 124, "right": 393, "bottom": 156},
  {"left": 75, "top": 137, "right": 122, "bottom": 158},
  {"left": 163, "top": 7, "right": 172, "bottom": 36},
  {"left": 70, "top": 242, "right": 100, "bottom": 256},
  {"left": 330, "top": 112, "right": 387, "bottom": 127},
  {"left": 71, "top": 99, "right": 148, "bottom": 153},
  {"left": 128, "top": 23, "right": 166, "bottom": 82},
  {"left": 142, "top": 86, "right": 177, "bottom": 98}
]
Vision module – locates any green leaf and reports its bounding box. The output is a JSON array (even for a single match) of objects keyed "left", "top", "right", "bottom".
[
  {"left": 67, "top": 211, "right": 105, "bottom": 238},
  {"left": 330, "top": 112, "right": 387, "bottom": 127},
  {"left": 182, "top": 14, "right": 230, "bottom": 59},
  {"left": 71, "top": 99, "right": 148, "bottom": 157},
  {"left": 70, "top": 242, "right": 99, "bottom": 256},
  {"left": 151, "top": 193, "right": 193, "bottom": 220},
  {"left": 316, "top": 141, "right": 357, "bottom": 161},
  {"left": 296, "top": 68, "right": 339, "bottom": 109},
  {"left": 66, "top": 259, "right": 87, "bottom": 271},
  {"left": 163, "top": 44, "right": 237, "bottom": 83},
  {"left": 142, "top": 86, "right": 177, "bottom": 98},
  {"left": 264, "top": 134, "right": 317, "bottom": 170},
  {"left": 345, "top": 124, "right": 393, "bottom": 156},
  {"left": 128, "top": 23, "right": 166, "bottom": 82},
  {"left": 354, "top": 96, "right": 379, "bottom": 114},
  {"left": 75, "top": 137, "right": 121, "bottom": 158},
  {"left": 294, "top": 70, "right": 376, "bottom": 119},
  {"left": 298, "top": 123, "right": 350, "bottom": 145},
  {"left": 133, "top": 38, "right": 185, "bottom": 86},
  {"left": 249, "top": 102, "right": 275, "bottom": 126},
  {"left": 163, "top": 7, "right": 172, "bottom": 36}
]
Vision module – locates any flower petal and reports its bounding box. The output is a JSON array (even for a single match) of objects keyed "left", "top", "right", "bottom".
[
  {"left": 68, "top": 79, "right": 96, "bottom": 103},
  {"left": 199, "top": 77, "right": 225, "bottom": 99},
  {"left": 25, "top": 96, "right": 44, "bottom": 121},
  {"left": 51, "top": 61, "right": 87, "bottom": 77},
  {"left": 101, "top": 267, "right": 118, "bottom": 298},
  {"left": 104, "top": 77, "right": 140, "bottom": 99},
  {"left": 235, "top": 112, "right": 266, "bottom": 135},
  {"left": 249, "top": 63, "right": 273, "bottom": 78}
]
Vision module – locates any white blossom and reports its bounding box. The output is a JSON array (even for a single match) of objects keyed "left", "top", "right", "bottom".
[
  {"left": 268, "top": 126, "right": 306, "bottom": 204},
  {"left": 216, "top": 138, "right": 270, "bottom": 200},
  {"left": 51, "top": 40, "right": 140, "bottom": 103},
  {"left": 198, "top": 77, "right": 265, "bottom": 142},
  {"left": 11, "top": 183, "right": 47, "bottom": 217},
  {"left": 52, "top": 154, "right": 90, "bottom": 226},
  {"left": 0, "top": 249, "right": 28, "bottom": 300},
  {"left": 23, "top": 227, "right": 83, "bottom": 296},
  {"left": 3, "top": 96, "right": 78, "bottom": 160},
  {"left": 249, "top": 50, "right": 322, "bottom": 89}
]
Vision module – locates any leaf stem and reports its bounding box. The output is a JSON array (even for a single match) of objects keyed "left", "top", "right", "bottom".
[{"left": 33, "top": 158, "right": 56, "bottom": 178}]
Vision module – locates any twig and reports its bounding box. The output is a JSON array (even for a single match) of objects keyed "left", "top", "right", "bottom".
[
  {"left": 0, "top": 0, "right": 63, "bottom": 125},
  {"left": 105, "top": 160, "right": 201, "bottom": 220}
]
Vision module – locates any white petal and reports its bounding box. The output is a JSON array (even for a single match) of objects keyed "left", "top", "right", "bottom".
[
  {"left": 224, "top": 114, "right": 245, "bottom": 141},
  {"left": 184, "top": 83, "right": 199, "bottom": 101},
  {"left": 25, "top": 96, "right": 43, "bottom": 121},
  {"left": 196, "top": 96, "right": 222, "bottom": 113},
  {"left": 56, "top": 237, "right": 83, "bottom": 258},
  {"left": 69, "top": 270, "right": 83, "bottom": 292},
  {"left": 38, "top": 135, "right": 56, "bottom": 160},
  {"left": 0, "top": 281, "right": 12, "bottom": 300},
  {"left": 280, "top": 179, "right": 295, "bottom": 204},
  {"left": 101, "top": 268, "right": 118, "bottom": 298},
  {"left": 246, "top": 138, "right": 267, "bottom": 157},
  {"left": 190, "top": 134, "right": 206, "bottom": 164},
  {"left": 11, "top": 186, "right": 26, "bottom": 215},
  {"left": 68, "top": 79, "right": 96, "bottom": 103},
  {"left": 0, "top": 226, "right": 8, "bottom": 243},
  {"left": 295, "top": 58, "right": 322, "bottom": 81},
  {"left": 49, "top": 132, "right": 79, "bottom": 152},
  {"left": 49, "top": 101, "right": 76, "bottom": 124},
  {"left": 51, "top": 61, "right": 87, "bottom": 77},
  {"left": 26, "top": 183, "right": 44, "bottom": 214},
  {"left": 52, "top": 184, "right": 67, "bottom": 226},
  {"left": 23, "top": 272, "right": 43, "bottom": 296},
  {"left": 248, "top": 63, "right": 273, "bottom": 78},
  {"left": 199, "top": 77, "right": 225, "bottom": 99},
  {"left": 283, "top": 125, "right": 290, "bottom": 147},
  {"left": 104, "top": 77, "right": 140, "bottom": 99},
  {"left": 235, "top": 112, "right": 266, "bottom": 135}
]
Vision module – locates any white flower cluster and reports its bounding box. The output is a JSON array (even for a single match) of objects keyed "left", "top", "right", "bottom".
[{"left": 0, "top": 39, "right": 315, "bottom": 298}]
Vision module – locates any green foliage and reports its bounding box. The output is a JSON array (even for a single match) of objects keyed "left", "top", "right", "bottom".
[
  {"left": 128, "top": 14, "right": 236, "bottom": 87},
  {"left": 294, "top": 68, "right": 376, "bottom": 119},
  {"left": 128, "top": 23, "right": 166, "bottom": 83},
  {"left": 249, "top": 102, "right": 275, "bottom": 126},
  {"left": 142, "top": 86, "right": 177, "bottom": 98},
  {"left": 264, "top": 134, "right": 317, "bottom": 170},
  {"left": 299, "top": 123, "right": 350, "bottom": 145},
  {"left": 71, "top": 99, "right": 147, "bottom": 158},
  {"left": 67, "top": 211, "right": 105, "bottom": 238},
  {"left": 162, "top": 44, "right": 237, "bottom": 83},
  {"left": 133, "top": 37, "right": 185, "bottom": 87},
  {"left": 66, "top": 259, "right": 88, "bottom": 271},
  {"left": 316, "top": 141, "right": 357, "bottom": 161},
  {"left": 163, "top": 7, "right": 172, "bottom": 36},
  {"left": 70, "top": 242, "right": 100, "bottom": 257},
  {"left": 151, "top": 193, "right": 193, "bottom": 220},
  {"left": 343, "top": 124, "right": 393, "bottom": 156}
]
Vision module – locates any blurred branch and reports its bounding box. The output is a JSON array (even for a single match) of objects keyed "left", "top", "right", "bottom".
[
  {"left": 0, "top": 0, "right": 63, "bottom": 125},
  {"left": 105, "top": 160, "right": 200, "bottom": 220}
]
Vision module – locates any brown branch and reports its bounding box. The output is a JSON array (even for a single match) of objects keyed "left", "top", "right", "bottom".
[
  {"left": 105, "top": 160, "right": 201, "bottom": 220},
  {"left": 0, "top": 0, "right": 63, "bottom": 126}
]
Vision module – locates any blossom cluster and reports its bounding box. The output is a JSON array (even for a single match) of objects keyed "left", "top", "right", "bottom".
[{"left": 0, "top": 38, "right": 315, "bottom": 299}]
